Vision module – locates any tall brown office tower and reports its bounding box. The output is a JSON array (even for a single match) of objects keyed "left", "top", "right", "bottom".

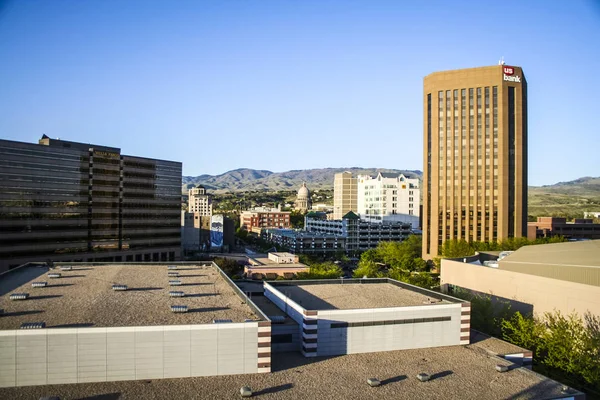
[{"left": 422, "top": 65, "right": 527, "bottom": 259}]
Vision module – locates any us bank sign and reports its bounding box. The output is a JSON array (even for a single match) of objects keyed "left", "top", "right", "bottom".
[{"left": 503, "top": 66, "right": 521, "bottom": 83}]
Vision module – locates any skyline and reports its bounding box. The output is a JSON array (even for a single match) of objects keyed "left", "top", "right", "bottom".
[{"left": 1, "top": 0, "right": 599, "bottom": 185}]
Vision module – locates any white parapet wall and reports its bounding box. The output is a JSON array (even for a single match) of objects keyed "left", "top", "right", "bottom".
[{"left": 0, "top": 322, "right": 263, "bottom": 388}]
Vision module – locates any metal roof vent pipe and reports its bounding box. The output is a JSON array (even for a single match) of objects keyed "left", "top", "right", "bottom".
[
  {"left": 169, "top": 291, "right": 185, "bottom": 297},
  {"left": 240, "top": 386, "right": 252, "bottom": 397},
  {"left": 32, "top": 282, "right": 48, "bottom": 288},
  {"left": 169, "top": 280, "right": 182, "bottom": 286},
  {"left": 112, "top": 285, "right": 128, "bottom": 291},
  {"left": 168, "top": 265, "right": 178, "bottom": 270},
  {"left": 416, "top": 373, "right": 430, "bottom": 382},
  {"left": 168, "top": 272, "right": 179, "bottom": 277},
  {"left": 48, "top": 273, "right": 61, "bottom": 279},
  {"left": 367, "top": 378, "right": 381, "bottom": 387},
  {"left": 171, "top": 305, "right": 188, "bottom": 313},
  {"left": 60, "top": 266, "right": 72, "bottom": 271},
  {"left": 21, "top": 322, "right": 46, "bottom": 329},
  {"left": 495, "top": 364, "right": 509, "bottom": 373},
  {"left": 10, "top": 293, "right": 29, "bottom": 301}
]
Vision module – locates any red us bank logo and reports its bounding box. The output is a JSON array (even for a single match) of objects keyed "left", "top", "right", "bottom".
[{"left": 503, "top": 66, "right": 514, "bottom": 75}]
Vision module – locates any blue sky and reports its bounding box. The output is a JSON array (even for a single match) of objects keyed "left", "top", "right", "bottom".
[{"left": 1, "top": 0, "right": 599, "bottom": 185}]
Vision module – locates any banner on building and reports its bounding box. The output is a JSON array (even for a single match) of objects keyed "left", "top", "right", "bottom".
[{"left": 210, "top": 215, "right": 224, "bottom": 250}]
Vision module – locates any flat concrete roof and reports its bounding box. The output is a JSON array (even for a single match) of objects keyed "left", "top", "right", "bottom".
[
  {"left": 0, "top": 264, "right": 259, "bottom": 329},
  {"left": 502, "top": 240, "right": 600, "bottom": 268},
  {"left": 0, "top": 340, "right": 578, "bottom": 400},
  {"left": 272, "top": 282, "right": 452, "bottom": 310}
]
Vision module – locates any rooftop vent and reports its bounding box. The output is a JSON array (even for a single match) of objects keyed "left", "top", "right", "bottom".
[
  {"left": 60, "top": 266, "right": 72, "bottom": 271},
  {"left": 416, "top": 373, "right": 430, "bottom": 382},
  {"left": 112, "top": 284, "right": 128, "bottom": 291},
  {"left": 10, "top": 293, "right": 29, "bottom": 301},
  {"left": 32, "top": 282, "right": 48, "bottom": 288},
  {"left": 20, "top": 322, "right": 46, "bottom": 329},
  {"left": 168, "top": 265, "right": 178, "bottom": 270},
  {"left": 48, "top": 273, "right": 61, "bottom": 279},
  {"left": 168, "top": 272, "right": 179, "bottom": 277},
  {"left": 169, "top": 280, "right": 182, "bottom": 286},
  {"left": 213, "top": 319, "right": 233, "bottom": 324},
  {"left": 495, "top": 364, "right": 509, "bottom": 373},
  {"left": 171, "top": 305, "right": 188, "bottom": 313},
  {"left": 367, "top": 378, "right": 381, "bottom": 387},
  {"left": 240, "top": 387, "right": 252, "bottom": 398},
  {"left": 169, "top": 291, "right": 185, "bottom": 297},
  {"left": 269, "top": 315, "right": 286, "bottom": 324}
]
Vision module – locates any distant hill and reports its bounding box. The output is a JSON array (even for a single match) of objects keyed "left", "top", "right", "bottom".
[
  {"left": 529, "top": 176, "right": 600, "bottom": 218},
  {"left": 183, "top": 168, "right": 422, "bottom": 193}
]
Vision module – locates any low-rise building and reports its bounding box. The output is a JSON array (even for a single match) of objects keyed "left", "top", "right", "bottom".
[
  {"left": 240, "top": 207, "right": 291, "bottom": 232},
  {"left": 441, "top": 240, "right": 600, "bottom": 317},
  {"left": 527, "top": 217, "right": 600, "bottom": 240},
  {"left": 0, "top": 262, "right": 271, "bottom": 388},
  {"left": 261, "top": 229, "right": 346, "bottom": 255},
  {"left": 305, "top": 211, "right": 413, "bottom": 252},
  {"left": 244, "top": 252, "right": 309, "bottom": 279}
]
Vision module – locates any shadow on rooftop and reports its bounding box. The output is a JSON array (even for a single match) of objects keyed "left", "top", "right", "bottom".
[
  {"left": 271, "top": 351, "right": 343, "bottom": 372},
  {"left": 430, "top": 370, "right": 453, "bottom": 380},
  {"left": 76, "top": 392, "right": 121, "bottom": 400},
  {"left": 253, "top": 383, "right": 294, "bottom": 395},
  {"left": 52, "top": 323, "right": 95, "bottom": 328},
  {"left": 381, "top": 375, "right": 407, "bottom": 385},
  {"left": 185, "top": 293, "right": 217, "bottom": 298},
  {"left": 59, "top": 274, "right": 86, "bottom": 279},
  {"left": 177, "top": 274, "right": 206, "bottom": 277},
  {"left": 72, "top": 267, "right": 94, "bottom": 271},
  {"left": 47, "top": 283, "right": 74, "bottom": 288},
  {"left": 28, "top": 294, "right": 63, "bottom": 300},
  {"left": 188, "top": 307, "right": 229, "bottom": 313},
  {"left": 128, "top": 287, "right": 162, "bottom": 292},
  {"left": 2, "top": 310, "right": 44, "bottom": 317}
]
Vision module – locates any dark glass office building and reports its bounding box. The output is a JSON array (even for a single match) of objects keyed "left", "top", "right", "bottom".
[{"left": 0, "top": 136, "right": 182, "bottom": 272}]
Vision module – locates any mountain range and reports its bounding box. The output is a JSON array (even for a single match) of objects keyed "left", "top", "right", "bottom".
[{"left": 182, "top": 168, "right": 422, "bottom": 193}]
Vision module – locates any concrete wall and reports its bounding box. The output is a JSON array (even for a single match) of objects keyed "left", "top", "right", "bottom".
[
  {"left": 315, "top": 304, "right": 463, "bottom": 356},
  {"left": 0, "top": 322, "right": 263, "bottom": 388},
  {"left": 441, "top": 259, "right": 600, "bottom": 317}
]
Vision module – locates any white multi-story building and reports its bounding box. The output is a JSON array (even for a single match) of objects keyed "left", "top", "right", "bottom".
[
  {"left": 188, "top": 185, "right": 213, "bottom": 216},
  {"left": 357, "top": 172, "right": 420, "bottom": 227}
]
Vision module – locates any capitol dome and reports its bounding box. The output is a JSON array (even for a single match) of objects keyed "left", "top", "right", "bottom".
[
  {"left": 295, "top": 182, "right": 311, "bottom": 212},
  {"left": 298, "top": 182, "right": 310, "bottom": 198}
]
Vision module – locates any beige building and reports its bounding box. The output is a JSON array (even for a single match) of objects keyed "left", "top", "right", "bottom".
[
  {"left": 423, "top": 64, "right": 528, "bottom": 258},
  {"left": 188, "top": 185, "right": 212, "bottom": 216},
  {"left": 333, "top": 171, "right": 357, "bottom": 220},
  {"left": 441, "top": 240, "right": 600, "bottom": 317}
]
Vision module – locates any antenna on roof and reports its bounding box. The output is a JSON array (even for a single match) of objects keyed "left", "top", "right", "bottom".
[{"left": 498, "top": 56, "right": 505, "bottom": 65}]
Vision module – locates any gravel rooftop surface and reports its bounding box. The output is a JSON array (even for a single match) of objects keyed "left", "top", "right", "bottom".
[
  {"left": 275, "top": 283, "right": 450, "bottom": 310},
  {"left": 0, "top": 344, "right": 572, "bottom": 400},
  {"left": 0, "top": 264, "right": 258, "bottom": 329}
]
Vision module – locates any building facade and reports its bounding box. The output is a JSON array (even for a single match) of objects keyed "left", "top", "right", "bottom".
[
  {"left": 527, "top": 217, "right": 600, "bottom": 241},
  {"left": 356, "top": 172, "right": 420, "bottom": 227},
  {"left": 333, "top": 171, "right": 357, "bottom": 220},
  {"left": 240, "top": 207, "right": 291, "bottom": 232},
  {"left": 0, "top": 136, "right": 182, "bottom": 272},
  {"left": 305, "top": 211, "right": 413, "bottom": 252},
  {"left": 188, "top": 185, "right": 212, "bottom": 216},
  {"left": 423, "top": 65, "right": 528, "bottom": 258}
]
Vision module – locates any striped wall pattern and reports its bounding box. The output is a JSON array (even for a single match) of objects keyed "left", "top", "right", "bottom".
[
  {"left": 257, "top": 322, "right": 271, "bottom": 373},
  {"left": 460, "top": 302, "right": 471, "bottom": 345},
  {"left": 302, "top": 311, "right": 318, "bottom": 357},
  {"left": 0, "top": 323, "right": 263, "bottom": 388}
]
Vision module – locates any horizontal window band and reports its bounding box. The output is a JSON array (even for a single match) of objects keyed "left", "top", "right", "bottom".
[{"left": 331, "top": 316, "right": 451, "bottom": 329}]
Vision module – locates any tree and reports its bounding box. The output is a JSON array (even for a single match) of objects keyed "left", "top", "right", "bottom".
[
  {"left": 441, "top": 239, "right": 474, "bottom": 258},
  {"left": 501, "top": 311, "right": 545, "bottom": 352},
  {"left": 353, "top": 260, "right": 381, "bottom": 278}
]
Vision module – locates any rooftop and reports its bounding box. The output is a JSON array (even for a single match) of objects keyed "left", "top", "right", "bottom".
[
  {"left": 270, "top": 281, "right": 454, "bottom": 310},
  {"left": 0, "top": 337, "right": 578, "bottom": 400},
  {"left": 0, "top": 263, "right": 259, "bottom": 329}
]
